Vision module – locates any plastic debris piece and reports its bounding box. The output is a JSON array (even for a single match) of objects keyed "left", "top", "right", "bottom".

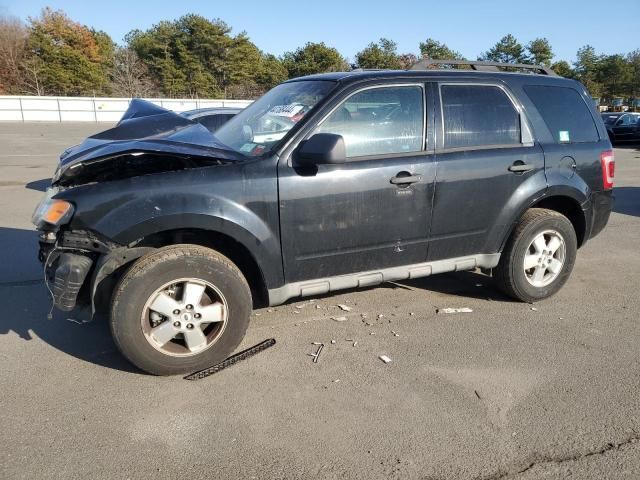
[
  {"left": 409, "top": 312, "right": 415, "bottom": 316},
  {"left": 379, "top": 355, "right": 392, "bottom": 364},
  {"left": 184, "top": 338, "right": 276, "bottom": 380},
  {"left": 296, "top": 304, "right": 306, "bottom": 309},
  {"left": 310, "top": 344, "right": 324, "bottom": 363},
  {"left": 337, "top": 304, "right": 352, "bottom": 312},
  {"left": 330, "top": 339, "right": 336, "bottom": 344},
  {"left": 316, "top": 305, "right": 321, "bottom": 309},
  {"left": 312, "top": 342, "right": 323, "bottom": 345},
  {"left": 437, "top": 307, "right": 473, "bottom": 314},
  {"left": 331, "top": 316, "right": 347, "bottom": 322},
  {"left": 391, "top": 331, "right": 399, "bottom": 337},
  {"left": 530, "top": 307, "right": 538, "bottom": 311},
  {"left": 353, "top": 341, "right": 358, "bottom": 347}
]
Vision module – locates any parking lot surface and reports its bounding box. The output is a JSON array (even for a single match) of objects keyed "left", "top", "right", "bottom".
[{"left": 1, "top": 123, "right": 639, "bottom": 479}]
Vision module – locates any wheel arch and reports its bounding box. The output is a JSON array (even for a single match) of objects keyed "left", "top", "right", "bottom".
[
  {"left": 91, "top": 224, "right": 275, "bottom": 313},
  {"left": 497, "top": 192, "right": 588, "bottom": 254},
  {"left": 134, "top": 228, "right": 270, "bottom": 308}
]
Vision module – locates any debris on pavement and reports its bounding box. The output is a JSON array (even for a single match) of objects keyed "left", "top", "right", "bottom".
[
  {"left": 530, "top": 307, "right": 538, "bottom": 311},
  {"left": 391, "top": 331, "right": 399, "bottom": 337},
  {"left": 474, "top": 390, "right": 481, "bottom": 399},
  {"left": 309, "top": 343, "right": 324, "bottom": 363},
  {"left": 379, "top": 355, "right": 392, "bottom": 364},
  {"left": 330, "top": 339, "right": 336, "bottom": 344},
  {"left": 184, "top": 338, "right": 276, "bottom": 380},
  {"left": 337, "top": 304, "right": 352, "bottom": 312},
  {"left": 331, "top": 316, "right": 347, "bottom": 322},
  {"left": 437, "top": 307, "right": 473, "bottom": 314},
  {"left": 353, "top": 341, "right": 358, "bottom": 347}
]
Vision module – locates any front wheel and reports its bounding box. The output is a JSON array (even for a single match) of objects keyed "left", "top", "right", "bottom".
[
  {"left": 110, "top": 245, "right": 252, "bottom": 375},
  {"left": 495, "top": 208, "right": 577, "bottom": 303}
]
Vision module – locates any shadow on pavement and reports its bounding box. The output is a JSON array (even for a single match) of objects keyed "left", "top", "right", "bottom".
[
  {"left": 613, "top": 187, "right": 640, "bottom": 217},
  {"left": 25, "top": 178, "right": 51, "bottom": 192},
  {"left": 0, "top": 226, "right": 140, "bottom": 374},
  {"left": 401, "top": 270, "right": 515, "bottom": 302}
]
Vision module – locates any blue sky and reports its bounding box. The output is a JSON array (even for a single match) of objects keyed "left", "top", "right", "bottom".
[{"left": 2, "top": 0, "right": 638, "bottom": 63}]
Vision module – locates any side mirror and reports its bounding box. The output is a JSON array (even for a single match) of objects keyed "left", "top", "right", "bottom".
[{"left": 295, "top": 133, "right": 346, "bottom": 166}]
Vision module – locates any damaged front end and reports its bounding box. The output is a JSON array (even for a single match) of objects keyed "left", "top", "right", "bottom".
[{"left": 33, "top": 99, "right": 244, "bottom": 313}]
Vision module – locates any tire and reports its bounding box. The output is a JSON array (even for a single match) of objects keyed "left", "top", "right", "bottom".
[
  {"left": 495, "top": 208, "right": 577, "bottom": 303},
  {"left": 110, "top": 244, "right": 252, "bottom": 375}
]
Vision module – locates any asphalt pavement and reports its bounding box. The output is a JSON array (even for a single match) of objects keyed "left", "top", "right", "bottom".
[{"left": 1, "top": 122, "right": 639, "bottom": 479}]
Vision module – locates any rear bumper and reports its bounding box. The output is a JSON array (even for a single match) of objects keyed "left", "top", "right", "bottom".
[{"left": 587, "top": 189, "right": 613, "bottom": 240}]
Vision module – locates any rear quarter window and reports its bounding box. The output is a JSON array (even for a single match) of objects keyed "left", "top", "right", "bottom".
[{"left": 524, "top": 85, "right": 599, "bottom": 143}]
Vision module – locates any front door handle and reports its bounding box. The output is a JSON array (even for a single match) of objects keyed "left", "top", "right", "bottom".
[
  {"left": 390, "top": 174, "right": 422, "bottom": 185},
  {"left": 508, "top": 162, "right": 534, "bottom": 173}
]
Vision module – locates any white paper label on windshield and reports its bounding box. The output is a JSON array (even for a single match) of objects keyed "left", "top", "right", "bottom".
[
  {"left": 559, "top": 130, "right": 570, "bottom": 143},
  {"left": 268, "top": 104, "right": 304, "bottom": 118}
]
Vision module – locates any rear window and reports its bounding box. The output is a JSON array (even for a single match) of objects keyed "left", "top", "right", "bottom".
[
  {"left": 441, "top": 85, "right": 521, "bottom": 149},
  {"left": 524, "top": 85, "right": 599, "bottom": 143}
]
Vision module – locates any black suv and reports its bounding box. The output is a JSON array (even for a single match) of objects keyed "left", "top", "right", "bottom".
[{"left": 32, "top": 60, "right": 614, "bottom": 375}]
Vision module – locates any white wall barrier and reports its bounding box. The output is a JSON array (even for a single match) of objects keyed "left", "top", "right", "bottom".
[{"left": 0, "top": 96, "right": 253, "bottom": 122}]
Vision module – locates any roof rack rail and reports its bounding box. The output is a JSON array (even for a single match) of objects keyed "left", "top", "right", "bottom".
[{"left": 410, "top": 59, "right": 557, "bottom": 76}]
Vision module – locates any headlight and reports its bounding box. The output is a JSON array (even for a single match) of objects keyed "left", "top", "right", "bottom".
[{"left": 32, "top": 194, "right": 74, "bottom": 229}]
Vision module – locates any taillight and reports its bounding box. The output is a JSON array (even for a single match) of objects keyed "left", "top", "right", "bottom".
[{"left": 600, "top": 150, "right": 615, "bottom": 190}]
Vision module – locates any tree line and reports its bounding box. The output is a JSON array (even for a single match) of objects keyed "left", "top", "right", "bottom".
[{"left": 0, "top": 8, "right": 638, "bottom": 103}]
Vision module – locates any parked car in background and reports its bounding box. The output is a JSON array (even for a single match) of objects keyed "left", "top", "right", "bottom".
[
  {"left": 601, "top": 112, "right": 640, "bottom": 143},
  {"left": 33, "top": 60, "right": 614, "bottom": 375},
  {"left": 180, "top": 107, "right": 243, "bottom": 133}
]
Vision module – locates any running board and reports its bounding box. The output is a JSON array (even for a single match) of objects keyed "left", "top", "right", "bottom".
[{"left": 267, "top": 253, "right": 500, "bottom": 306}]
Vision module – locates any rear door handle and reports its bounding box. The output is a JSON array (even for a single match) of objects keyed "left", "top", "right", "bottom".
[
  {"left": 390, "top": 174, "right": 422, "bottom": 185},
  {"left": 508, "top": 163, "right": 534, "bottom": 173}
]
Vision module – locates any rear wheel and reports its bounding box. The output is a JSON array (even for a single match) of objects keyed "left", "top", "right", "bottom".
[
  {"left": 495, "top": 208, "right": 577, "bottom": 303},
  {"left": 110, "top": 244, "right": 251, "bottom": 375}
]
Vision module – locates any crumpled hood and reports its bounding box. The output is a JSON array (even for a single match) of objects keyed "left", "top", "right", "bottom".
[{"left": 54, "top": 99, "right": 243, "bottom": 185}]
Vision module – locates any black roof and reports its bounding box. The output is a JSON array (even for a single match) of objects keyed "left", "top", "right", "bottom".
[{"left": 286, "top": 69, "right": 573, "bottom": 86}]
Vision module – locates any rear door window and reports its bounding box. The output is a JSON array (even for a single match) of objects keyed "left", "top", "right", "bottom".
[
  {"left": 524, "top": 85, "right": 599, "bottom": 143},
  {"left": 440, "top": 85, "right": 521, "bottom": 149}
]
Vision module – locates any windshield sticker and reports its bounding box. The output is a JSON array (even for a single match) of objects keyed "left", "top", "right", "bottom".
[
  {"left": 559, "top": 131, "right": 570, "bottom": 143},
  {"left": 239, "top": 143, "right": 257, "bottom": 153},
  {"left": 268, "top": 104, "right": 305, "bottom": 118}
]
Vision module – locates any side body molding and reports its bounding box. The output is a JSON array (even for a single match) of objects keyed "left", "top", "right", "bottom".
[{"left": 268, "top": 253, "right": 500, "bottom": 306}]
